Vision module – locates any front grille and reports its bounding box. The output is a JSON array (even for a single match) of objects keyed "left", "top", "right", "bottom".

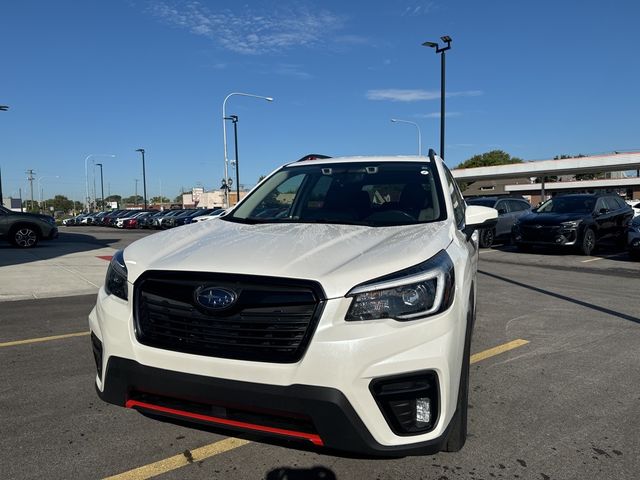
[
  {"left": 134, "top": 271, "right": 325, "bottom": 363},
  {"left": 521, "top": 225, "right": 560, "bottom": 242}
]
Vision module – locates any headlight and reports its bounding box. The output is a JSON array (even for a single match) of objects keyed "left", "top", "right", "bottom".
[
  {"left": 560, "top": 220, "right": 581, "bottom": 228},
  {"left": 105, "top": 250, "right": 128, "bottom": 300},
  {"left": 345, "top": 250, "right": 455, "bottom": 322}
]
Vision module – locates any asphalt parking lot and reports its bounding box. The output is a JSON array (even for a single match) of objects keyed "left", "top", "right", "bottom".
[{"left": 1, "top": 227, "right": 639, "bottom": 479}]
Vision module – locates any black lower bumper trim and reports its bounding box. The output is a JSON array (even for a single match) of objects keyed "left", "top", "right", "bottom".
[{"left": 98, "top": 356, "right": 449, "bottom": 457}]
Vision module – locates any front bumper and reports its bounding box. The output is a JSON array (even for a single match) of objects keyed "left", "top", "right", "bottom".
[
  {"left": 90, "top": 280, "right": 467, "bottom": 456},
  {"left": 47, "top": 226, "right": 59, "bottom": 240},
  {"left": 513, "top": 225, "right": 578, "bottom": 246},
  {"left": 629, "top": 231, "right": 640, "bottom": 253},
  {"left": 97, "top": 355, "right": 449, "bottom": 456}
]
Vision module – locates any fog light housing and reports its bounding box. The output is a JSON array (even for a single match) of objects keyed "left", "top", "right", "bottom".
[{"left": 370, "top": 371, "right": 439, "bottom": 435}]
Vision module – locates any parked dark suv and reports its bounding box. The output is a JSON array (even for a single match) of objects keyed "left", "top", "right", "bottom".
[
  {"left": 512, "top": 194, "right": 633, "bottom": 255},
  {"left": 0, "top": 205, "right": 59, "bottom": 248},
  {"left": 466, "top": 196, "right": 531, "bottom": 247}
]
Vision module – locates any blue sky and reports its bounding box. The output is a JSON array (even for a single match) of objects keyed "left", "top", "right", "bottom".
[{"left": 1, "top": 0, "right": 639, "bottom": 203}]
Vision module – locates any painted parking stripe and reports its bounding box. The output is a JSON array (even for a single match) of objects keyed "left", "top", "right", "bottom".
[
  {"left": 470, "top": 338, "right": 529, "bottom": 364},
  {"left": 103, "top": 338, "right": 530, "bottom": 480},
  {"left": 0, "top": 331, "right": 90, "bottom": 348}
]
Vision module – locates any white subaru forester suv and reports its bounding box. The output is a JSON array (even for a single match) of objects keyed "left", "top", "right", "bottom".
[{"left": 90, "top": 151, "right": 497, "bottom": 456}]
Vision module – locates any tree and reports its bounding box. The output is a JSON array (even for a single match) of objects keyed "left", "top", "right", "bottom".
[
  {"left": 456, "top": 150, "right": 524, "bottom": 169},
  {"left": 122, "top": 195, "right": 143, "bottom": 205},
  {"left": 151, "top": 196, "right": 170, "bottom": 203},
  {"left": 174, "top": 194, "right": 184, "bottom": 203}
]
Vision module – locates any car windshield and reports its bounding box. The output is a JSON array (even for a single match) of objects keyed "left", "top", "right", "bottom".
[
  {"left": 224, "top": 161, "right": 446, "bottom": 227},
  {"left": 537, "top": 196, "right": 596, "bottom": 214},
  {"left": 466, "top": 198, "right": 495, "bottom": 208}
]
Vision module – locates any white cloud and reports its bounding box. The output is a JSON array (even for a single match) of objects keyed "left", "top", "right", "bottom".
[
  {"left": 401, "top": 2, "right": 436, "bottom": 16},
  {"left": 149, "top": 2, "right": 345, "bottom": 55},
  {"left": 366, "top": 89, "right": 482, "bottom": 102}
]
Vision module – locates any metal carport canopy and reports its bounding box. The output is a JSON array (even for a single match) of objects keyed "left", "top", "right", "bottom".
[{"left": 451, "top": 152, "right": 640, "bottom": 181}]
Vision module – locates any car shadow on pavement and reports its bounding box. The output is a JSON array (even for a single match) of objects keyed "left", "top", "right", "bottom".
[
  {"left": 266, "top": 466, "right": 337, "bottom": 480},
  {"left": 0, "top": 231, "right": 121, "bottom": 268},
  {"left": 478, "top": 269, "right": 640, "bottom": 325}
]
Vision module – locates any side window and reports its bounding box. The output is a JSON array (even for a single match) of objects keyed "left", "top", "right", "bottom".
[
  {"left": 442, "top": 165, "right": 465, "bottom": 227},
  {"left": 251, "top": 173, "right": 305, "bottom": 218},
  {"left": 612, "top": 197, "right": 626, "bottom": 209},
  {"left": 495, "top": 200, "right": 509, "bottom": 214},
  {"left": 595, "top": 198, "right": 607, "bottom": 212},
  {"left": 508, "top": 200, "right": 529, "bottom": 212}
]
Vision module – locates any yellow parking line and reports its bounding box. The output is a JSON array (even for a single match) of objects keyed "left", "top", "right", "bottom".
[
  {"left": 470, "top": 338, "right": 529, "bottom": 364},
  {"left": 103, "top": 438, "right": 251, "bottom": 480},
  {"left": 0, "top": 331, "right": 89, "bottom": 348},
  {"left": 103, "top": 338, "right": 529, "bottom": 480}
]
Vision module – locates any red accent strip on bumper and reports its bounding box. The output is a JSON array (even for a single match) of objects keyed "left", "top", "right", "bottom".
[{"left": 125, "top": 399, "right": 324, "bottom": 446}]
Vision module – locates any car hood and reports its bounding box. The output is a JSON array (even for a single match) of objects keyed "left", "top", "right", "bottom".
[
  {"left": 518, "top": 212, "right": 588, "bottom": 225},
  {"left": 11, "top": 212, "right": 53, "bottom": 222},
  {"left": 124, "top": 219, "right": 453, "bottom": 298}
]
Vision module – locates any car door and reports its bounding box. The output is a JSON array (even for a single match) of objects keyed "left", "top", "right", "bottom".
[
  {"left": 507, "top": 199, "right": 531, "bottom": 229},
  {"left": 593, "top": 197, "right": 615, "bottom": 240},
  {"left": 493, "top": 199, "right": 512, "bottom": 237}
]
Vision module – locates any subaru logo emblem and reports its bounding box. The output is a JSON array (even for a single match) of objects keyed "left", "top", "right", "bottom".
[{"left": 194, "top": 287, "right": 237, "bottom": 310}]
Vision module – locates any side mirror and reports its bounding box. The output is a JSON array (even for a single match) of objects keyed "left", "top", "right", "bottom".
[
  {"left": 497, "top": 208, "right": 507, "bottom": 215},
  {"left": 463, "top": 205, "right": 498, "bottom": 240},
  {"left": 600, "top": 208, "right": 608, "bottom": 215}
]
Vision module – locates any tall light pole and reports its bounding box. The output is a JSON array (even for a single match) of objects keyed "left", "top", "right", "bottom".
[
  {"left": 134, "top": 179, "right": 139, "bottom": 207},
  {"left": 222, "top": 92, "right": 273, "bottom": 207},
  {"left": 84, "top": 154, "right": 115, "bottom": 212},
  {"left": 225, "top": 115, "right": 241, "bottom": 204},
  {"left": 135, "top": 149, "right": 147, "bottom": 209},
  {"left": 422, "top": 35, "right": 452, "bottom": 160},
  {"left": 390, "top": 118, "right": 422, "bottom": 155},
  {"left": 95, "top": 163, "right": 105, "bottom": 211},
  {"left": 0, "top": 105, "right": 8, "bottom": 204}
]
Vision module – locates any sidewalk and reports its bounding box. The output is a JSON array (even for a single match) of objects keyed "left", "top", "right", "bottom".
[{"left": 0, "top": 244, "right": 115, "bottom": 302}]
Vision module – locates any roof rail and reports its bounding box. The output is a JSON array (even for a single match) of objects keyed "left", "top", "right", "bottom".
[
  {"left": 428, "top": 149, "right": 437, "bottom": 161},
  {"left": 296, "top": 154, "right": 332, "bottom": 162}
]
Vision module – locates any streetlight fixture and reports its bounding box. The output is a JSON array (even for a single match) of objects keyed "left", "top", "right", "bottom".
[
  {"left": 390, "top": 118, "right": 422, "bottom": 156},
  {"left": 95, "top": 163, "right": 105, "bottom": 210},
  {"left": 84, "top": 154, "right": 115, "bottom": 212},
  {"left": 0, "top": 105, "right": 8, "bottom": 112},
  {"left": 422, "top": 35, "right": 452, "bottom": 159},
  {"left": 135, "top": 149, "right": 147, "bottom": 209},
  {"left": 222, "top": 92, "right": 273, "bottom": 207},
  {"left": 224, "top": 115, "right": 241, "bottom": 205}
]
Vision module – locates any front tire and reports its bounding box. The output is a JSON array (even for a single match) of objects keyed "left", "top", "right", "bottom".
[
  {"left": 479, "top": 228, "right": 495, "bottom": 248},
  {"left": 579, "top": 228, "right": 596, "bottom": 256},
  {"left": 11, "top": 226, "right": 39, "bottom": 248}
]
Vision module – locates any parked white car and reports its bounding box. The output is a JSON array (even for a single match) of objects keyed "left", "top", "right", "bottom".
[
  {"left": 89, "top": 152, "right": 497, "bottom": 456},
  {"left": 191, "top": 208, "right": 227, "bottom": 223}
]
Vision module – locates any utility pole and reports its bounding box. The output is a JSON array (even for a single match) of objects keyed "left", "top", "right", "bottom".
[
  {"left": 134, "top": 179, "right": 139, "bottom": 207},
  {"left": 19, "top": 188, "right": 23, "bottom": 212},
  {"left": 26, "top": 169, "right": 35, "bottom": 212},
  {"left": 0, "top": 166, "right": 4, "bottom": 206}
]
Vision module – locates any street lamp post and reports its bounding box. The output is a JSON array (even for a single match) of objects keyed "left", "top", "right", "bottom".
[
  {"left": 222, "top": 92, "right": 273, "bottom": 207},
  {"left": 0, "top": 105, "right": 8, "bottom": 203},
  {"left": 84, "top": 154, "right": 115, "bottom": 212},
  {"left": 95, "top": 163, "right": 105, "bottom": 211},
  {"left": 135, "top": 149, "right": 147, "bottom": 209},
  {"left": 390, "top": 118, "right": 422, "bottom": 155},
  {"left": 422, "top": 36, "right": 452, "bottom": 160},
  {"left": 225, "top": 115, "right": 240, "bottom": 204}
]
